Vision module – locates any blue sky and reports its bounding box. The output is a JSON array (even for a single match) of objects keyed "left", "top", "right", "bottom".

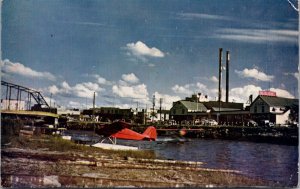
[{"left": 1, "top": 0, "right": 299, "bottom": 110}]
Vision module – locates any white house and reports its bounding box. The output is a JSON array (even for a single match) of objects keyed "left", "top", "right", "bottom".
[
  {"left": 249, "top": 94, "right": 298, "bottom": 125},
  {"left": 1, "top": 99, "right": 25, "bottom": 110}
]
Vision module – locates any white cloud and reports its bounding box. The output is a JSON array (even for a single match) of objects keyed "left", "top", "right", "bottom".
[
  {"left": 270, "top": 88, "right": 294, "bottom": 98},
  {"left": 118, "top": 79, "right": 129, "bottom": 86},
  {"left": 68, "top": 101, "right": 82, "bottom": 108},
  {"left": 112, "top": 83, "right": 149, "bottom": 102},
  {"left": 172, "top": 84, "right": 193, "bottom": 95},
  {"left": 61, "top": 81, "right": 71, "bottom": 90},
  {"left": 114, "top": 104, "right": 132, "bottom": 109},
  {"left": 91, "top": 74, "right": 112, "bottom": 85},
  {"left": 44, "top": 96, "right": 56, "bottom": 107},
  {"left": 178, "top": 13, "right": 231, "bottom": 21},
  {"left": 294, "top": 72, "right": 299, "bottom": 81},
  {"left": 57, "top": 21, "right": 108, "bottom": 27},
  {"left": 235, "top": 68, "right": 274, "bottom": 82},
  {"left": 172, "top": 82, "right": 212, "bottom": 97},
  {"left": 1, "top": 59, "right": 56, "bottom": 81},
  {"left": 49, "top": 85, "right": 60, "bottom": 94},
  {"left": 125, "top": 41, "right": 165, "bottom": 61},
  {"left": 73, "top": 82, "right": 102, "bottom": 98},
  {"left": 196, "top": 82, "right": 209, "bottom": 91},
  {"left": 216, "top": 29, "right": 298, "bottom": 44},
  {"left": 284, "top": 72, "right": 299, "bottom": 81},
  {"left": 153, "top": 92, "right": 181, "bottom": 109},
  {"left": 210, "top": 76, "right": 218, "bottom": 83},
  {"left": 121, "top": 73, "right": 139, "bottom": 84},
  {"left": 229, "top": 85, "right": 262, "bottom": 103},
  {"left": 229, "top": 85, "right": 295, "bottom": 102},
  {"left": 48, "top": 81, "right": 104, "bottom": 99}
]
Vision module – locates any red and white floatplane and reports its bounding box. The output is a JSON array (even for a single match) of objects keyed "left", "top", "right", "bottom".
[{"left": 91, "top": 121, "right": 157, "bottom": 150}]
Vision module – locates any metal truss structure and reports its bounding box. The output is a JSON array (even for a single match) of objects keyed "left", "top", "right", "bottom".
[{"left": 1, "top": 80, "right": 50, "bottom": 111}]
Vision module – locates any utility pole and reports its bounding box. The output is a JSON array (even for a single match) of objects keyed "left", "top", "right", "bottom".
[
  {"left": 293, "top": 86, "right": 296, "bottom": 98},
  {"left": 92, "top": 92, "right": 96, "bottom": 132},
  {"left": 50, "top": 93, "right": 52, "bottom": 108},
  {"left": 136, "top": 101, "right": 139, "bottom": 123},
  {"left": 152, "top": 94, "right": 155, "bottom": 122},
  {"left": 197, "top": 93, "right": 201, "bottom": 111},
  {"left": 85, "top": 97, "right": 87, "bottom": 109},
  {"left": 145, "top": 104, "right": 148, "bottom": 125},
  {"left": 93, "top": 92, "right": 96, "bottom": 109},
  {"left": 159, "top": 98, "right": 163, "bottom": 123}
]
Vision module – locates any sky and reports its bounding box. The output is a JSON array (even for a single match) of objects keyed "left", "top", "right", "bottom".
[{"left": 1, "top": 0, "right": 299, "bottom": 110}]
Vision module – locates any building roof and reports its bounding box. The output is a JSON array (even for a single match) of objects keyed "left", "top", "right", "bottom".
[
  {"left": 255, "top": 95, "right": 298, "bottom": 108},
  {"left": 180, "top": 100, "right": 207, "bottom": 112},
  {"left": 203, "top": 101, "right": 244, "bottom": 110},
  {"left": 211, "top": 107, "right": 243, "bottom": 112}
]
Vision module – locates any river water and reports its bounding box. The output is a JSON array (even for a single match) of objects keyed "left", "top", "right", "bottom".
[{"left": 65, "top": 131, "right": 298, "bottom": 186}]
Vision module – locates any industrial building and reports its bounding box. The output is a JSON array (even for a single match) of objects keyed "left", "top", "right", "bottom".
[
  {"left": 82, "top": 107, "right": 134, "bottom": 122},
  {"left": 169, "top": 48, "right": 298, "bottom": 127},
  {"left": 249, "top": 92, "right": 298, "bottom": 126},
  {"left": 169, "top": 95, "right": 247, "bottom": 125},
  {"left": 169, "top": 91, "right": 299, "bottom": 126}
]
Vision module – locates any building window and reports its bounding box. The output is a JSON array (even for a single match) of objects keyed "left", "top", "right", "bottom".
[
  {"left": 182, "top": 109, "right": 185, "bottom": 114},
  {"left": 262, "top": 106, "right": 265, "bottom": 113},
  {"left": 173, "top": 109, "right": 176, "bottom": 115},
  {"left": 254, "top": 106, "right": 257, "bottom": 113}
]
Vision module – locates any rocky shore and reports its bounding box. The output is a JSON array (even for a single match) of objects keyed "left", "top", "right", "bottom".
[{"left": 1, "top": 135, "right": 277, "bottom": 188}]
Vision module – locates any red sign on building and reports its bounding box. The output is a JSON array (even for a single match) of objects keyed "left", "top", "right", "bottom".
[{"left": 259, "top": 90, "right": 276, "bottom": 97}]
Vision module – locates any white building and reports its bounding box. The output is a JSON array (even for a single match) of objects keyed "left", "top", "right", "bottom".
[
  {"left": 249, "top": 94, "right": 298, "bottom": 125},
  {"left": 57, "top": 108, "right": 81, "bottom": 116},
  {"left": 1, "top": 99, "right": 25, "bottom": 110}
]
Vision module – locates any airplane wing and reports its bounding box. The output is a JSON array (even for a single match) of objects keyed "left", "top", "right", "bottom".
[
  {"left": 96, "top": 121, "right": 157, "bottom": 141},
  {"left": 111, "top": 128, "right": 146, "bottom": 140}
]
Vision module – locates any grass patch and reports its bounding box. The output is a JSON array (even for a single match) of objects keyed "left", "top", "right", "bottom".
[
  {"left": 3, "top": 135, "right": 157, "bottom": 159},
  {"left": 109, "top": 149, "right": 156, "bottom": 159}
]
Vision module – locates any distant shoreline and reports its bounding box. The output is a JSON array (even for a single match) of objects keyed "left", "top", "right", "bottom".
[{"left": 64, "top": 120, "right": 298, "bottom": 146}]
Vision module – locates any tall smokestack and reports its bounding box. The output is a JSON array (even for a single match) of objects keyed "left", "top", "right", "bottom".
[
  {"left": 218, "top": 48, "right": 223, "bottom": 103},
  {"left": 226, "top": 51, "right": 230, "bottom": 103},
  {"left": 93, "top": 92, "right": 96, "bottom": 109}
]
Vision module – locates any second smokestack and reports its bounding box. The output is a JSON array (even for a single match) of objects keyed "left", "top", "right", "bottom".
[{"left": 226, "top": 51, "right": 230, "bottom": 103}]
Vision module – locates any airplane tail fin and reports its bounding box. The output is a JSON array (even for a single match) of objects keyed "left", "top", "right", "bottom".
[{"left": 143, "top": 126, "right": 157, "bottom": 141}]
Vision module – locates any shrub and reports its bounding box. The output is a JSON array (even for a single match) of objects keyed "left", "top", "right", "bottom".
[{"left": 1, "top": 119, "right": 24, "bottom": 144}]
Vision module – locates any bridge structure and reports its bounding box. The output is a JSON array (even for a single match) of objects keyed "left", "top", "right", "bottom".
[{"left": 1, "top": 81, "right": 58, "bottom": 118}]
